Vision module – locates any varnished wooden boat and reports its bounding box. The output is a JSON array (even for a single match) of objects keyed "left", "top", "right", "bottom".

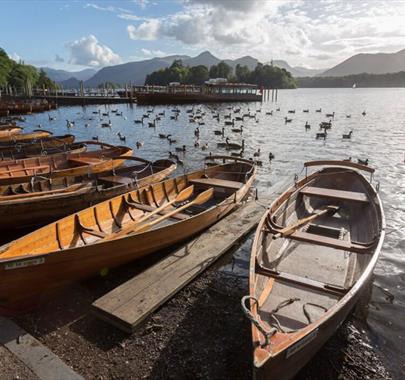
[
  {"left": 0, "top": 157, "right": 255, "bottom": 313},
  {"left": 0, "top": 127, "right": 23, "bottom": 138},
  {"left": 0, "top": 129, "right": 52, "bottom": 142},
  {"left": 0, "top": 134, "right": 75, "bottom": 149},
  {"left": 0, "top": 141, "right": 87, "bottom": 160},
  {"left": 244, "top": 160, "right": 385, "bottom": 380},
  {"left": 0, "top": 123, "right": 19, "bottom": 131},
  {"left": 0, "top": 143, "right": 132, "bottom": 185},
  {"left": 0, "top": 157, "right": 176, "bottom": 229}
]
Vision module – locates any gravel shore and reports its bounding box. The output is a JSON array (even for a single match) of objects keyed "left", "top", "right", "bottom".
[{"left": 7, "top": 241, "right": 392, "bottom": 380}]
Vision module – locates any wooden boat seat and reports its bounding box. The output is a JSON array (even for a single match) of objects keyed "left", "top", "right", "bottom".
[
  {"left": 189, "top": 177, "right": 243, "bottom": 190},
  {"left": 300, "top": 186, "right": 369, "bottom": 203},
  {"left": 68, "top": 157, "right": 103, "bottom": 166},
  {"left": 289, "top": 230, "right": 372, "bottom": 253},
  {"left": 99, "top": 175, "right": 134, "bottom": 186},
  {"left": 255, "top": 263, "right": 348, "bottom": 296}
]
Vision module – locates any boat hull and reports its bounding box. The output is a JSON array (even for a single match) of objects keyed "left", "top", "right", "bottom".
[
  {"left": 254, "top": 275, "right": 373, "bottom": 380},
  {"left": 136, "top": 92, "right": 262, "bottom": 104},
  {"left": 248, "top": 162, "right": 385, "bottom": 380},
  {"left": 0, "top": 161, "right": 255, "bottom": 314},
  {"left": 0, "top": 161, "right": 176, "bottom": 229}
]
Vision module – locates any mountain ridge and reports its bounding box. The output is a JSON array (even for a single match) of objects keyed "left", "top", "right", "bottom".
[
  {"left": 40, "top": 51, "right": 329, "bottom": 88},
  {"left": 320, "top": 49, "right": 405, "bottom": 77}
]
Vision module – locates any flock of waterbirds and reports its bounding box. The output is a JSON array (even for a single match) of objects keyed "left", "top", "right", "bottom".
[{"left": 51, "top": 104, "right": 370, "bottom": 167}]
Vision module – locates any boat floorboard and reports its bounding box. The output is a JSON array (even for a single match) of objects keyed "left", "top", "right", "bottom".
[{"left": 91, "top": 197, "right": 270, "bottom": 333}]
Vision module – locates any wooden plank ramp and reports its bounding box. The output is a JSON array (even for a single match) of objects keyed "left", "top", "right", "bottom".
[
  {"left": 0, "top": 317, "right": 84, "bottom": 380},
  {"left": 92, "top": 198, "right": 270, "bottom": 333}
]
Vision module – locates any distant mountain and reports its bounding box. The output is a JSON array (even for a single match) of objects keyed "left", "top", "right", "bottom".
[
  {"left": 183, "top": 51, "right": 221, "bottom": 68},
  {"left": 320, "top": 49, "right": 405, "bottom": 77},
  {"left": 59, "top": 77, "right": 81, "bottom": 89},
  {"left": 81, "top": 51, "right": 317, "bottom": 87},
  {"left": 84, "top": 58, "right": 176, "bottom": 87},
  {"left": 41, "top": 67, "right": 97, "bottom": 82},
  {"left": 84, "top": 52, "right": 262, "bottom": 87},
  {"left": 272, "top": 60, "right": 325, "bottom": 77}
]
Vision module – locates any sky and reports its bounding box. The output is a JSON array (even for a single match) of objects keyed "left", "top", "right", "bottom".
[{"left": 1, "top": 0, "right": 405, "bottom": 72}]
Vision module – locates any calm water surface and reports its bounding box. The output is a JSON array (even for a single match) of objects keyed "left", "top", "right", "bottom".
[{"left": 19, "top": 88, "right": 404, "bottom": 377}]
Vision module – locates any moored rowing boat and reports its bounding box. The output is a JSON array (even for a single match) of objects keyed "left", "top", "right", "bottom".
[
  {"left": 244, "top": 160, "right": 385, "bottom": 380},
  {"left": 0, "top": 157, "right": 176, "bottom": 229},
  {"left": 0, "top": 157, "right": 255, "bottom": 313},
  {"left": 0, "top": 143, "right": 133, "bottom": 184},
  {"left": 0, "top": 126, "right": 23, "bottom": 138},
  {"left": 0, "top": 141, "right": 87, "bottom": 160},
  {"left": 0, "top": 129, "right": 52, "bottom": 142},
  {"left": 0, "top": 134, "right": 75, "bottom": 150}
]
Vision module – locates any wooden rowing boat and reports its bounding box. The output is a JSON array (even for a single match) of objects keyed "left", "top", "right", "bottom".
[
  {"left": 244, "top": 160, "right": 385, "bottom": 380},
  {"left": 0, "top": 141, "right": 87, "bottom": 160},
  {"left": 0, "top": 123, "right": 19, "bottom": 131},
  {"left": 0, "top": 129, "right": 52, "bottom": 142},
  {"left": 0, "top": 127, "right": 23, "bottom": 138},
  {"left": 0, "top": 157, "right": 255, "bottom": 313},
  {"left": 0, "top": 143, "right": 133, "bottom": 185},
  {"left": 0, "top": 134, "right": 75, "bottom": 149},
  {"left": 0, "top": 157, "right": 176, "bottom": 229}
]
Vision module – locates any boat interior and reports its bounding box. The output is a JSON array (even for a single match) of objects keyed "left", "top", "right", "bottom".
[
  {"left": 0, "top": 146, "right": 131, "bottom": 178},
  {"left": 0, "top": 161, "right": 254, "bottom": 259},
  {"left": 254, "top": 166, "right": 382, "bottom": 334},
  {"left": 0, "top": 159, "right": 175, "bottom": 198}
]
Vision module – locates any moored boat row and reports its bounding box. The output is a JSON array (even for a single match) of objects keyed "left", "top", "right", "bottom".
[
  {"left": 0, "top": 116, "right": 385, "bottom": 380},
  {"left": 0, "top": 99, "right": 57, "bottom": 116}
]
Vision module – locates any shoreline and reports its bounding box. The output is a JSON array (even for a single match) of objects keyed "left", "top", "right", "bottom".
[{"left": 6, "top": 238, "right": 393, "bottom": 380}]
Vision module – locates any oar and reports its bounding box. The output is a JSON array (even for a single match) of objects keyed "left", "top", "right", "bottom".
[
  {"left": 104, "top": 185, "right": 195, "bottom": 241},
  {"left": 134, "top": 187, "right": 214, "bottom": 234},
  {"left": 273, "top": 205, "right": 339, "bottom": 239},
  {"left": 135, "top": 185, "right": 194, "bottom": 225}
]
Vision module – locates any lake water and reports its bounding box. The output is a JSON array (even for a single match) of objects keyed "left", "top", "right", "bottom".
[{"left": 17, "top": 87, "right": 404, "bottom": 377}]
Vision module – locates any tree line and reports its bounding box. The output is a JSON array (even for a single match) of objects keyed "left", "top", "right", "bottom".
[
  {"left": 0, "top": 47, "right": 57, "bottom": 92},
  {"left": 145, "top": 59, "right": 297, "bottom": 88},
  {"left": 298, "top": 72, "right": 405, "bottom": 88}
]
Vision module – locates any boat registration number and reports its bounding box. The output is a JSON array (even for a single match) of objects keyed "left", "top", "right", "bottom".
[
  {"left": 286, "top": 329, "right": 318, "bottom": 358},
  {"left": 4, "top": 257, "right": 45, "bottom": 270}
]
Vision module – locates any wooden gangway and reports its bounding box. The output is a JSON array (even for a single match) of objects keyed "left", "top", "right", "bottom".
[{"left": 92, "top": 197, "right": 271, "bottom": 333}]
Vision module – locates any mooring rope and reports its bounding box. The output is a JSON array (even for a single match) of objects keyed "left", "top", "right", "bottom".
[{"left": 241, "top": 296, "right": 277, "bottom": 347}]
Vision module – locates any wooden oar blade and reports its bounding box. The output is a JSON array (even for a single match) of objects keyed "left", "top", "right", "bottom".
[
  {"left": 175, "top": 185, "right": 194, "bottom": 203},
  {"left": 193, "top": 187, "right": 214, "bottom": 205}
]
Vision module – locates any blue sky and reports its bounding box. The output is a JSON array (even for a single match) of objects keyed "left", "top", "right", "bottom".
[{"left": 1, "top": 0, "right": 405, "bottom": 71}]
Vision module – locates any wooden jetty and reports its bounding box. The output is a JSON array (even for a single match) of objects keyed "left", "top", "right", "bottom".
[
  {"left": 32, "top": 95, "right": 135, "bottom": 106},
  {"left": 92, "top": 197, "right": 271, "bottom": 333},
  {"left": 134, "top": 82, "right": 262, "bottom": 104}
]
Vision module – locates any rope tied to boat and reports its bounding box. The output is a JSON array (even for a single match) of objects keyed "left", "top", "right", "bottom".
[
  {"left": 241, "top": 296, "right": 277, "bottom": 347},
  {"left": 303, "top": 302, "right": 328, "bottom": 324},
  {"left": 269, "top": 297, "right": 301, "bottom": 333}
]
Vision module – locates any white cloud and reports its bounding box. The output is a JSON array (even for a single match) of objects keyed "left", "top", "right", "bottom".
[
  {"left": 8, "top": 52, "right": 21, "bottom": 62},
  {"left": 118, "top": 13, "right": 142, "bottom": 21},
  {"left": 134, "top": 0, "right": 150, "bottom": 9},
  {"left": 67, "top": 35, "right": 122, "bottom": 67},
  {"left": 141, "top": 48, "right": 167, "bottom": 57},
  {"left": 125, "top": 0, "right": 405, "bottom": 68},
  {"left": 127, "top": 19, "right": 161, "bottom": 40}
]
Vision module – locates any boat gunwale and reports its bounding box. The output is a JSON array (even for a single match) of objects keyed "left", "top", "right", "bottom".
[{"left": 0, "top": 159, "right": 176, "bottom": 206}]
